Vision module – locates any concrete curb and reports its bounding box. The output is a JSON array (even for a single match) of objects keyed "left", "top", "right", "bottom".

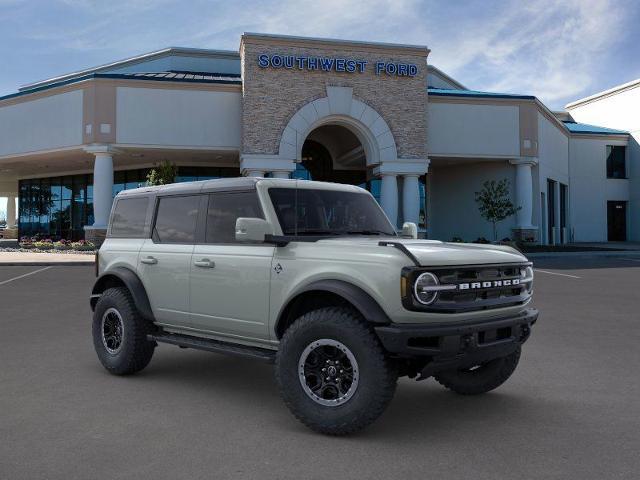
[{"left": 526, "top": 250, "right": 640, "bottom": 258}]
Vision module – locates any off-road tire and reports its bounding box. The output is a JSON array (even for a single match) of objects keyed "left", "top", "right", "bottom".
[
  {"left": 275, "top": 307, "right": 397, "bottom": 435},
  {"left": 92, "top": 287, "right": 155, "bottom": 375},
  {"left": 434, "top": 347, "right": 521, "bottom": 395}
]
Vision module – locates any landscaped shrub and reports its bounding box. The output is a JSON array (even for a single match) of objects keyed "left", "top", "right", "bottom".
[
  {"left": 70, "top": 240, "right": 96, "bottom": 251},
  {"left": 450, "top": 236, "right": 464, "bottom": 243},
  {"left": 53, "top": 240, "right": 73, "bottom": 250},
  {"left": 33, "top": 239, "right": 54, "bottom": 250},
  {"left": 19, "top": 236, "right": 34, "bottom": 249},
  {"left": 473, "top": 237, "right": 490, "bottom": 244}
]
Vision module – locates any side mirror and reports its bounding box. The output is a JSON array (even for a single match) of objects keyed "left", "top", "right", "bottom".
[
  {"left": 235, "top": 217, "right": 270, "bottom": 243},
  {"left": 401, "top": 222, "right": 418, "bottom": 239}
]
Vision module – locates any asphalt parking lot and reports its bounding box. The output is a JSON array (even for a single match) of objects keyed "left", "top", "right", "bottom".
[{"left": 1, "top": 257, "right": 639, "bottom": 479}]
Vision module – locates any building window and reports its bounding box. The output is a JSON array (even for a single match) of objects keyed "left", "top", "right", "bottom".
[
  {"left": 547, "top": 179, "right": 556, "bottom": 244},
  {"left": 18, "top": 166, "right": 239, "bottom": 241},
  {"left": 606, "top": 145, "right": 626, "bottom": 179},
  {"left": 560, "top": 183, "right": 568, "bottom": 243}
]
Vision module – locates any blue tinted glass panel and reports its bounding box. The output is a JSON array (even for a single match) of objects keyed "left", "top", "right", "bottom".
[{"left": 62, "top": 177, "right": 73, "bottom": 200}]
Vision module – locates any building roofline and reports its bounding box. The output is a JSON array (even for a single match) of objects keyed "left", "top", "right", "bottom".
[
  {"left": 562, "top": 120, "right": 629, "bottom": 135},
  {"left": 428, "top": 88, "right": 535, "bottom": 100},
  {"left": 428, "top": 88, "right": 630, "bottom": 139},
  {"left": 565, "top": 78, "right": 640, "bottom": 109},
  {"left": 427, "top": 65, "right": 466, "bottom": 90},
  {"left": 240, "top": 32, "right": 430, "bottom": 56},
  {"left": 19, "top": 47, "right": 240, "bottom": 92},
  {"left": 1, "top": 72, "right": 241, "bottom": 104}
]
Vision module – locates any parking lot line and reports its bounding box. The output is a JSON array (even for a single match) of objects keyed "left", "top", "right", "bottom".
[
  {"left": 0, "top": 266, "right": 52, "bottom": 286},
  {"left": 533, "top": 269, "right": 581, "bottom": 279}
]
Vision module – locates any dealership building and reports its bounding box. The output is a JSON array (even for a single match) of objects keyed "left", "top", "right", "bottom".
[{"left": 0, "top": 33, "right": 637, "bottom": 244}]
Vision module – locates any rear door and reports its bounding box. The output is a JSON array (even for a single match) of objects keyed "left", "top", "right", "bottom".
[
  {"left": 607, "top": 201, "right": 627, "bottom": 241},
  {"left": 189, "top": 190, "right": 274, "bottom": 340},
  {"left": 138, "top": 194, "right": 201, "bottom": 327}
]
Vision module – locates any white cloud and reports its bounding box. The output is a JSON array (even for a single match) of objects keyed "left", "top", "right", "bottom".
[
  {"left": 2, "top": 0, "right": 635, "bottom": 108},
  {"left": 426, "top": 0, "right": 630, "bottom": 107}
]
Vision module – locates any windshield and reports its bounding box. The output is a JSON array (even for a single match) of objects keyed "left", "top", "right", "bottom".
[{"left": 268, "top": 187, "right": 397, "bottom": 237}]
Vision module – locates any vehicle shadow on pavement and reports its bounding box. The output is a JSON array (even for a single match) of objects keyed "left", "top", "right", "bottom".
[
  {"left": 371, "top": 383, "right": 545, "bottom": 437},
  {"left": 108, "top": 348, "right": 572, "bottom": 440}
]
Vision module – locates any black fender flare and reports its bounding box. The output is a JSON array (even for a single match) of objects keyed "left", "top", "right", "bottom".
[
  {"left": 276, "top": 279, "right": 391, "bottom": 335},
  {"left": 90, "top": 267, "right": 154, "bottom": 321}
]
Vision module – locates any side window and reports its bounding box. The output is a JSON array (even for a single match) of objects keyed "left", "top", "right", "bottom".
[
  {"left": 110, "top": 197, "right": 149, "bottom": 237},
  {"left": 153, "top": 195, "right": 200, "bottom": 244},
  {"left": 606, "top": 145, "right": 626, "bottom": 179},
  {"left": 206, "top": 191, "right": 263, "bottom": 243}
]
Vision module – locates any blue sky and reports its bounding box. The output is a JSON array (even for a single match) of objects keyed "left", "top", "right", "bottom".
[
  {"left": 1, "top": 0, "right": 639, "bottom": 107},
  {"left": 1, "top": 0, "right": 640, "bottom": 217}
]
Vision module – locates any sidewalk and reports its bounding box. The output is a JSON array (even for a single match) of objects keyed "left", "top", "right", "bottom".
[{"left": 0, "top": 251, "right": 95, "bottom": 266}]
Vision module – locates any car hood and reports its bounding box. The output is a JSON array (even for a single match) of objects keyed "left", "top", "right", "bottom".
[{"left": 315, "top": 237, "right": 528, "bottom": 266}]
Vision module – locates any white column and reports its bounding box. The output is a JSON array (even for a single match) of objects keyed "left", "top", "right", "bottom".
[
  {"left": 85, "top": 146, "right": 115, "bottom": 228},
  {"left": 380, "top": 174, "right": 398, "bottom": 227},
  {"left": 240, "top": 154, "right": 295, "bottom": 179},
  {"left": 402, "top": 174, "right": 420, "bottom": 225},
  {"left": 271, "top": 171, "right": 290, "bottom": 179},
  {"left": 6, "top": 195, "right": 16, "bottom": 228},
  {"left": 511, "top": 159, "right": 536, "bottom": 229}
]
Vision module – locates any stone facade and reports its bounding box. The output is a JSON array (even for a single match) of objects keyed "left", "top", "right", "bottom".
[{"left": 240, "top": 35, "right": 429, "bottom": 161}]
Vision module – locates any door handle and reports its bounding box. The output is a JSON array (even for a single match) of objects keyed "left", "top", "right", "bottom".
[
  {"left": 140, "top": 256, "right": 158, "bottom": 265},
  {"left": 194, "top": 259, "right": 215, "bottom": 268}
]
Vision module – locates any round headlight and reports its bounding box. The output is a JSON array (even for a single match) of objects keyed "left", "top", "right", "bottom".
[
  {"left": 414, "top": 272, "right": 440, "bottom": 305},
  {"left": 520, "top": 266, "right": 534, "bottom": 292}
]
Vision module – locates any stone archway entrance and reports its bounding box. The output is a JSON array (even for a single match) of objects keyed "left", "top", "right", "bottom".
[
  {"left": 300, "top": 124, "right": 367, "bottom": 185},
  {"left": 240, "top": 84, "right": 429, "bottom": 228}
]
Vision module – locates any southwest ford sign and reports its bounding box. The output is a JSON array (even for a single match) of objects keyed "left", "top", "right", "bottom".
[{"left": 257, "top": 54, "right": 418, "bottom": 77}]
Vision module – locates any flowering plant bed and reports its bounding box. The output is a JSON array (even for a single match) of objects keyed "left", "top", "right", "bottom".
[
  {"left": 15, "top": 236, "right": 96, "bottom": 253},
  {"left": 0, "top": 247, "right": 96, "bottom": 255}
]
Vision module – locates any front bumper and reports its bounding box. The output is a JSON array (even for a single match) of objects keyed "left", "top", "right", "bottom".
[{"left": 375, "top": 308, "right": 538, "bottom": 378}]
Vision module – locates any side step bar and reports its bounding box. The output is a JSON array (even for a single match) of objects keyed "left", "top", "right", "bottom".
[{"left": 148, "top": 332, "right": 276, "bottom": 363}]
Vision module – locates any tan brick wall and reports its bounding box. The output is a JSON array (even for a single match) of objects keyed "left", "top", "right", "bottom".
[{"left": 241, "top": 37, "right": 428, "bottom": 160}]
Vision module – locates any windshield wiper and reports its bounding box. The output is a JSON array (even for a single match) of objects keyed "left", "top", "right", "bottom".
[
  {"left": 287, "top": 229, "right": 343, "bottom": 236},
  {"left": 346, "top": 230, "right": 391, "bottom": 236}
]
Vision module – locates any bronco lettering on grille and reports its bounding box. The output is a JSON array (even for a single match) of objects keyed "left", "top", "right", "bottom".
[{"left": 458, "top": 278, "right": 520, "bottom": 290}]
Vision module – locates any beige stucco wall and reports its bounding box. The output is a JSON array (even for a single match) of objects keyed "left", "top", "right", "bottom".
[
  {"left": 429, "top": 161, "right": 517, "bottom": 241},
  {"left": 115, "top": 86, "right": 242, "bottom": 148},
  {"left": 567, "top": 85, "right": 639, "bottom": 241},
  {"left": 427, "top": 101, "right": 520, "bottom": 157},
  {"left": 0, "top": 90, "right": 83, "bottom": 157},
  {"left": 569, "top": 136, "right": 630, "bottom": 242},
  {"left": 240, "top": 36, "right": 428, "bottom": 160}
]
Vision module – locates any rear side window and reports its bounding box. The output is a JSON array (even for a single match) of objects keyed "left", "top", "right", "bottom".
[
  {"left": 110, "top": 197, "right": 149, "bottom": 237},
  {"left": 153, "top": 195, "right": 200, "bottom": 244},
  {"left": 206, "top": 191, "right": 263, "bottom": 243}
]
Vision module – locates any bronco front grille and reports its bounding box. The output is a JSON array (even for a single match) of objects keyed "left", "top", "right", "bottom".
[{"left": 402, "top": 263, "right": 532, "bottom": 313}]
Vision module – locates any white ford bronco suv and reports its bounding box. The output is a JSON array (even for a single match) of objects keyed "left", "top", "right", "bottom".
[{"left": 91, "top": 177, "right": 537, "bottom": 435}]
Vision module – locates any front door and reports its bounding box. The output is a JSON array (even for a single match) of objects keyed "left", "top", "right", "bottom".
[
  {"left": 189, "top": 191, "right": 274, "bottom": 340},
  {"left": 138, "top": 194, "right": 201, "bottom": 326},
  {"left": 607, "top": 201, "right": 627, "bottom": 241}
]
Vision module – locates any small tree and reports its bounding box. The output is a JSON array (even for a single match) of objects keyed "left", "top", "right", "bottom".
[
  {"left": 146, "top": 161, "right": 178, "bottom": 186},
  {"left": 474, "top": 179, "right": 520, "bottom": 242}
]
